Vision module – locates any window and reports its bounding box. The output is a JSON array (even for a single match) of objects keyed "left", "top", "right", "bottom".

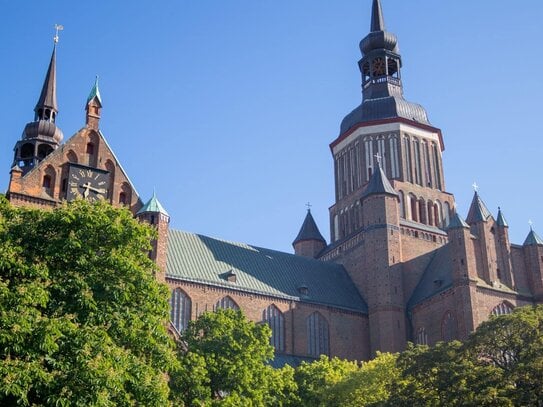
[
  {"left": 491, "top": 302, "right": 513, "bottom": 316},
  {"left": 307, "top": 312, "right": 329, "bottom": 357},
  {"left": 416, "top": 327, "right": 428, "bottom": 345},
  {"left": 86, "top": 143, "right": 95, "bottom": 155},
  {"left": 42, "top": 175, "right": 51, "bottom": 189},
  {"left": 441, "top": 311, "right": 457, "bottom": 342},
  {"left": 215, "top": 296, "right": 239, "bottom": 311},
  {"left": 119, "top": 192, "right": 127, "bottom": 205},
  {"left": 170, "top": 288, "right": 191, "bottom": 333},
  {"left": 263, "top": 305, "right": 285, "bottom": 352}
]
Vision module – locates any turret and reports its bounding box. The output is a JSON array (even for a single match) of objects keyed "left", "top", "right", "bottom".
[
  {"left": 447, "top": 212, "right": 477, "bottom": 284},
  {"left": 136, "top": 192, "right": 170, "bottom": 282},
  {"left": 523, "top": 227, "right": 543, "bottom": 301},
  {"left": 293, "top": 208, "right": 326, "bottom": 258},
  {"left": 495, "top": 207, "right": 514, "bottom": 288},
  {"left": 465, "top": 190, "right": 498, "bottom": 284},
  {"left": 13, "top": 43, "right": 63, "bottom": 173},
  {"left": 360, "top": 156, "right": 405, "bottom": 353},
  {"left": 85, "top": 76, "right": 102, "bottom": 130}
]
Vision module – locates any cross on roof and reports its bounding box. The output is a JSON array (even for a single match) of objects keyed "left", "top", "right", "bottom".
[
  {"left": 306, "top": 202, "right": 312, "bottom": 211},
  {"left": 472, "top": 182, "right": 479, "bottom": 192},
  {"left": 374, "top": 152, "right": 382, "bottom": 167}
]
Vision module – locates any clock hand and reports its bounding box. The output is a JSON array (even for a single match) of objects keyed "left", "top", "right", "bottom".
[
  {"left": 81, "top": 182, "right": 91, "bottom": 198},
  {"left": 87, "top": 185, "right": 107, "bottom": 194}
]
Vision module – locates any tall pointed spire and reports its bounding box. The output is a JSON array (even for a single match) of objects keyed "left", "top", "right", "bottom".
[
  {"left": 370, "top": 0, "right": 385, "bottom": 32},
  {"left": 35, "top": 45, "right": 58, "bottom": 121}
]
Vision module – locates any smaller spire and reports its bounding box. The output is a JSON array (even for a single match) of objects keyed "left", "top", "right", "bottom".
[
  {"left": 361, "top": 157, "right": 398, "bottom": 199},
  {"left": 87, "top": 75, "right": 102, "bottom": 106},
  {"left": 523, "top": 228, "right": 543, "bottom": 246},
  {"left": 137, "top": 191, "right": 169, "bottom": 216},
  {"left": 447, "top": 212, "right": 469, "bottom": 230},
  {"left": 466, "top": 191, "right": 492, "bottom": 224},
  {"left": 370, "top": 0, "right": 385, "bottom": 32},
  {"left": 496, "top": 207, "right": 508, "bottom": 228},
  {"left": 35, "top": 45, "right": 58, "bottom": 118},
  {"left": 293, "top": 208, "right": 326, "bottom": 246}
]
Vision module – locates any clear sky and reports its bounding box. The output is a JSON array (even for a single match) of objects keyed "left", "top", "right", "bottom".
[{"left": 2, "top": 1, "right": 542, "bottom": 252}]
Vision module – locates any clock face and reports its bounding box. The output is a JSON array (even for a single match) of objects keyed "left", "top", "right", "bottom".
[
  {"left": 66, "top": 165, "right": 110, "bottom": 202},
  {"left": 372, "top": 57, "right": 386, "bottom": 76}
]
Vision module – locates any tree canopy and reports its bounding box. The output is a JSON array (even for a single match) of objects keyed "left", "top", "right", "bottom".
[{"left": 0, "top": 198, "right": 176, "bottom": 406}]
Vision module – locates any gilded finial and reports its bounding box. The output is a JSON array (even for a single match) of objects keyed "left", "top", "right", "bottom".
[{"left": 53, "top": 24, "right": 64, "bottom": 44}]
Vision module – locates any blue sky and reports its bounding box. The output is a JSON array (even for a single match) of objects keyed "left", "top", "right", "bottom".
[{"left": 2, "top": 1, "right": 542, "bottom": 252}]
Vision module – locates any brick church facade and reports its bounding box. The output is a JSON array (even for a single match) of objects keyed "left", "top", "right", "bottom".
[{"left": 6, "top": 0, "right": 543, "bottom": 363}]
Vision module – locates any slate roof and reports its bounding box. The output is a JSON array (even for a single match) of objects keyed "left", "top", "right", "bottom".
[
  {"left": 466, "top": 192, "right": 492, "bottom": 224},
  {"left": 524, "top": 229, "right": 543, "bottom": 246},
  {"left": 293, "top": 210, "right": 326, "bottom": 245},
  {"left": 35, "top": 45, "right": 58, "bottom": 113},
  {"left": 361, "top": 163, "right": 398, "bottom": 199},
  {"left": 447, "top": 212, "right": 469, "bottom": 229},
  {"left": 496, "top": 208, "right": 508, "bottom": 228},
  {"left": 166, "top": 229, "right": 368, "bottom": 313},
  {"left": 408, "top": 245, "right": 453, "bottom": 309}
]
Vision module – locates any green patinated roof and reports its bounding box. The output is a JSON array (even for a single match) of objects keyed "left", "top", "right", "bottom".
[
  {"left": 524, "top": 229, "right": 543, "bottom": 246},
  {"left": 87, "top": 76, "right": 102, "bottom": 105},
  {"left": 408, "top": 245, "right": 453, "bottom": 309},
  {"left": 166, "top": 229, "right": 368, "bottom": 313},
  {"left": 137, "top": 192, "right": 169, "bottom": 216}
]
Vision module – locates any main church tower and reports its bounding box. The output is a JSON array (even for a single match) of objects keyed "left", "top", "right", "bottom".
[{"left": 321, "top": 0, "right": 456, "bottom": 354}]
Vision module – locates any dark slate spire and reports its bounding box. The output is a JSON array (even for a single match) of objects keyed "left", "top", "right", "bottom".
[
  {"left": 524, "top": 228, "right": 543, "bottom": 246},
  {"left": 361, "top": 159, "right": 398, "bottom": 199},
  {"left": 370, "top": 0, "right": 385, "bottom": 32},
  {"left": 447, "top": 212, "right": 469, "bottom": 230},
  {"left": 293, "top": 209, "right": 326, "bottom": 245},
  {"left": 496, "top": 207, "right": 508, "bottom": 228},
  {"left": 35, "top": 45, "right": 58, "bottom": 120},
  {"left": 466, "top": 192, "right": 492, "bottom": 224}
]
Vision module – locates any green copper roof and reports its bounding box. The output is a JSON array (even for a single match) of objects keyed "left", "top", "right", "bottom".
[
  {"left": 466, "top": 192, "right": 492, "bottom": 224},
  {"left": 166, "top": 229, "right": 368, "bottom": 313},
  {"left": 137, "top": 192, "right": 169, "bottom": 216},
  {"left": 496, "top": 208, "right": 508, "bottom": 228},
  {"left": 87, "top": 76, "right": 102, "bottom": 105},
  {"left": 293, "top": 209, "right": 326, "bottom": 245},
  {"left": 524, "top": 229, "right": 543, "bottom": 246}
]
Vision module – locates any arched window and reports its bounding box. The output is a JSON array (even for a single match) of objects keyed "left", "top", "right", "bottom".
[
  {"left": 42, "top": 175, "right": 51, "bottom": 189},
  {"left": 37, "top": 144, "right": 53, "bottom": 160},
  {"left": 263, "top": 305, "right": 285, "bottom": 352},
  {"left": 435, "top": 200, "right": 443, "bottom": 227},
  {"left": 491, "top": 302, "right": 514, "bottom": 316},
  {"left": 215, "top": 296, "right": 239, "bottom": 311},
  {"left": 66, "top": 150, "right": 78, "bottom": 164},
  {"left": 170, "top": 288, "right": 191, "bottom": 333},
  {"left": 307, "top": 312, "right": 329, "bottom": 357},
  {"left": 427, "top": 200, "right": 434, "bottom": 226},
  {"left": 416, "top": 327, "right": 428, "bottom": 345},
  {"left": 441, "top": 311, "right": 457, "bottom": 342},
  {"left": 119, "top": 192, "right": 127, "bottom": 205},
  {"left": 86, "top": 143, "right": 95, "bottom": 155},
  {"left": 444, "top": 202, "right": 451, "bottom": 227},
  {"left": 398, "top": 191, "right": 405, "bottom": 219},
  {"left": 419, "top": 198, "right": 427, "bottom": 225},
  {"left": 410, "top": 194, "right": 418, "bottom": 222}
]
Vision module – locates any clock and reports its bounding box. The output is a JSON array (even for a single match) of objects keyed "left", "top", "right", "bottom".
[
  {"left": 66, "top": 164, "right": 110, "bottom": 202},
  {"left": 372, "top": 57, "right": 386, "bottom": 76}
]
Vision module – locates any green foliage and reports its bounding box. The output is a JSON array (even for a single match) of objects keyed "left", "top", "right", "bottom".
[
  {"left": 0, "top": 198, "right": 176, "bottom": 406},
  {"left": 170, "top": 308, "right": 297, "bottom": 406},
  {"left": 325, "top": 352, "right": 399, "bottom": 407},
  {"left": 293, "top": 355, "right": 358, "bottom": 406}
]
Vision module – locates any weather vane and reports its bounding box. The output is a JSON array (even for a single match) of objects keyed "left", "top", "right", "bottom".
[
  {"left": 472, "top": 182, "right": 479, "bottom": 192},
  {"left": 306, "top": 202, "right": 312, "bottom": 211},
  {"left": 54, "top": 24, "right": 64, "bottom": 44}
]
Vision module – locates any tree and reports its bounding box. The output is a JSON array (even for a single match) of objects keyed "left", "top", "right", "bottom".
[
  {"left": 293, "top": 355, "right": 359, "bottom": 407},
  {"left": 325, "top": 352, "right": 399, "bottom": 407},
  {"left": 467, "top": 305, "right": 543, "bottom": 407},
  {"left": 0, "top": 198, "right": 176, "bottom": 406},
  {"left": 170, "top": 308, "right": 297, "bottom": 406}
]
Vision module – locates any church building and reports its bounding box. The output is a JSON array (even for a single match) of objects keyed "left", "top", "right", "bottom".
[{"left": 6, "top": 0, "right": 543, "bottom": 363}]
